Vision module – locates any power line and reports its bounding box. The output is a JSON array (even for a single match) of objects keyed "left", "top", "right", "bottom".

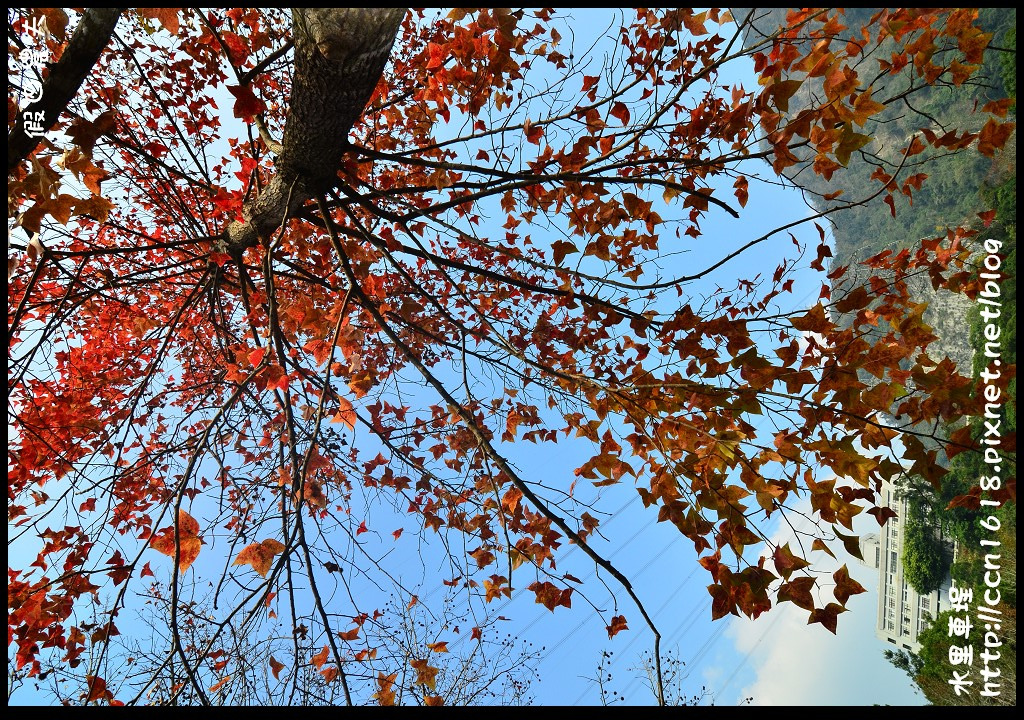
[
  {"left": 536, "top": 531, "right": 681, "bottom": 664},
  {"left": 713, "top": 608, "right": 787, "bottom": 703},
  {"left": 438, "top": 493, "right": 647, "bottom": 657},
  {"left": 571, "top": 554, "right": 704, "bottom": 704}
]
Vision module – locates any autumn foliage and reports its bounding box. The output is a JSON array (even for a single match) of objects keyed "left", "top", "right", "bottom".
[{"left": 7, "top": 8, "right": 1015, "bottom": 705}]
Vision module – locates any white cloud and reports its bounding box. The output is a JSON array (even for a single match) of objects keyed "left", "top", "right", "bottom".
[{"left": 717, "top": 498, "right": 924, "bottom": 705}]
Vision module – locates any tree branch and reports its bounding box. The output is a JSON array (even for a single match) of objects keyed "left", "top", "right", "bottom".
[
  {"left": 225, "top": 8, "right": 406, "bottom": 252},
  {"left": 8, "top": 8, "right": 122, "bottom": 170}
]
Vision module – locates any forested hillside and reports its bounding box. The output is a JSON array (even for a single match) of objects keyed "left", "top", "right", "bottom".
[
  {"left": 738, "top": 8, "right": 1014, "bottom": 262},
  {"left": 738, "top": 8, "right": 1016, "bottom": 706}
]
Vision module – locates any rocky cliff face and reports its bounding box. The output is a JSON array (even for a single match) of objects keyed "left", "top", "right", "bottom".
[{"left": 733, "top": 7, "right": 1016, "bottom": 377}]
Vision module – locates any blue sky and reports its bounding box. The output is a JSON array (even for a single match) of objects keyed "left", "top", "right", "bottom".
[
  {"left": 8, "top": 9, "right": 931, "bottom": 706},
  {"left": 499, "top": 172, "right": 924, "bottom": 705},
  {"left": 479, "top": 11, "right": 925, "bottom": 704}
]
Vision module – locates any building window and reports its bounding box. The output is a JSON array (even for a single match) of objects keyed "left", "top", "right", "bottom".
[{"left": 921, "top": 597, "right": 930, "bottom": 610}]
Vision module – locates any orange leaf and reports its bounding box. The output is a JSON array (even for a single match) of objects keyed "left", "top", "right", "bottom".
[
  {"left": 83, "top": 675, "right": 112, "bottom": 703},
  {"left": 977, "top": 209, "right": 997, "bottom": 227},
  {"left": 338, "top": 626, "right": 360, "bottom": 641},
  {"left": 708, "top": 583, "right": 736, "bottom": 620},
  {"left": 610, "top": 102, "right": 630, "bottom": 126},
  {"left": 680, "top": 9, "right": 707, "bottom": 35},
  {"left": 311, "top": 645, "right": 329, "bottom": 670},
  {"left": 248, "top": 347, "right": 266, "bottom": 366},
  {"left": 501, "top": 486, "right": 523, "bottom": 514},
  {"left": 331, "top": 396, "right": 357, "bottom": 430},
  {"left": 832, "top": 564, "right": 867, "bottom": 606},
  {"left": 233, "top": 538, "right": 286, "bottom": 578},
  {"left": 807, "top": 602, "right": 847, "bottom": 634},
  {"left": 269, "top": 656, "right": 285, "bottom": 680},
  {"left": 982, "top": 97, "right": 1015, "bottom": 118},
  {"left": 209, "top": 676, "right": 231, "bottom": 693},
  {"left": 977, "top": 119, "right": 1016, "bottom": 157},
  {"left": 527, "top": 581, "right": 572, "bottom": 611},
  {"left": 31, "top": 8, "right": 69, "bottom": 41},
  {"left": 772, "top": 543, "right": 810, "bottom": 580},
  {"left": 410, "top": 658, "right": 439, "bottom": 690},
  {"left": 140, "top": 8, "right": 180, "bottom": 35},
  {"left": 149, "top": 510, "right": 202, "bottom": 572},
  {"left": 947, "top": 488, "right": 982, "bottom": 511},
  {"left": 851, "top": 88, "right": 886, "bottom": 126},
  {"left": 771, "top": 79, "right": 802, "bottom": 113},
  {"left": 551, "top": 240, "right": 577, "bottom": 265},
  {"left": 298, "top": 480, "right": 327, "bottom": 509},
  {"left": 605, "top": 614, "right": 628, "bottom": 639},
  {"left": 777, "top": 576, "right": 816, "bottom": 611},
  {"left": 733, "top": 176, "right": 748, "bottom": 208},
  {"left": 789, "top": 305, "right": 831, "bottom": 333},
  {"left": 82, "top": 165, "right": 109, "bottom": 195},
  {"left": 523, "top": 118, "right": 544, "bottom": 145},
  {"left": 228, "top": 84, "right": 266, "bottom": 122},
  {"left": 374, "top": 672, "right": 398, "bottom": 705}
]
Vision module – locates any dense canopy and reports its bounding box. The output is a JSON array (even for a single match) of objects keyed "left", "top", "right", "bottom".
[{"left": 7, "top": 8, "right": 1014, "bottom": 705}]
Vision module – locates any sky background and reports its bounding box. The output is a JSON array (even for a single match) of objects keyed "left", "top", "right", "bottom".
[
  {"left": 8, "top": 9, "right": 935, "bottom": 706},
  {"left": 462, "top": 10, "right": 927, "bottom": 704},
  {"left": 502, "top": 171, "right": 925, "bottom": 705}
]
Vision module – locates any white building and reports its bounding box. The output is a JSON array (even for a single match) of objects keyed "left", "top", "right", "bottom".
[
  {"left": 872, "top": 480, "right": 952, "bottom": 652},
  {"left": 858, "top": 532, "right": 881, "bottom": 570}
]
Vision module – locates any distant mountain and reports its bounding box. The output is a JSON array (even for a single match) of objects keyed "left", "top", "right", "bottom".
[{"left": 734, "top": 8, "right": 1016, "bottom": 374}]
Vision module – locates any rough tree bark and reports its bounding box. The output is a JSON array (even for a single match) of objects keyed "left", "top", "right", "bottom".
[
  {"left": 224, "top": 8, "right": 406, "bottom": 253},
  {"left": 7, "top": 8, "right": 122, "bottom": 171}
]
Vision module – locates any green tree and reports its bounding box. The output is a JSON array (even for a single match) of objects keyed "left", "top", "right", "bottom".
[{"left": 901, "top": 515, "right": 950, "bottom": 595}]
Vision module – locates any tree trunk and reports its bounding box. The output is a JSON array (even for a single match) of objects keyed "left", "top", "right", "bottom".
[
  {"left": 7, "top": 8, "right": 122, "bottom": 171},
  {"left": 225, "top": 8, "right": 406, "bottom": 252}
]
